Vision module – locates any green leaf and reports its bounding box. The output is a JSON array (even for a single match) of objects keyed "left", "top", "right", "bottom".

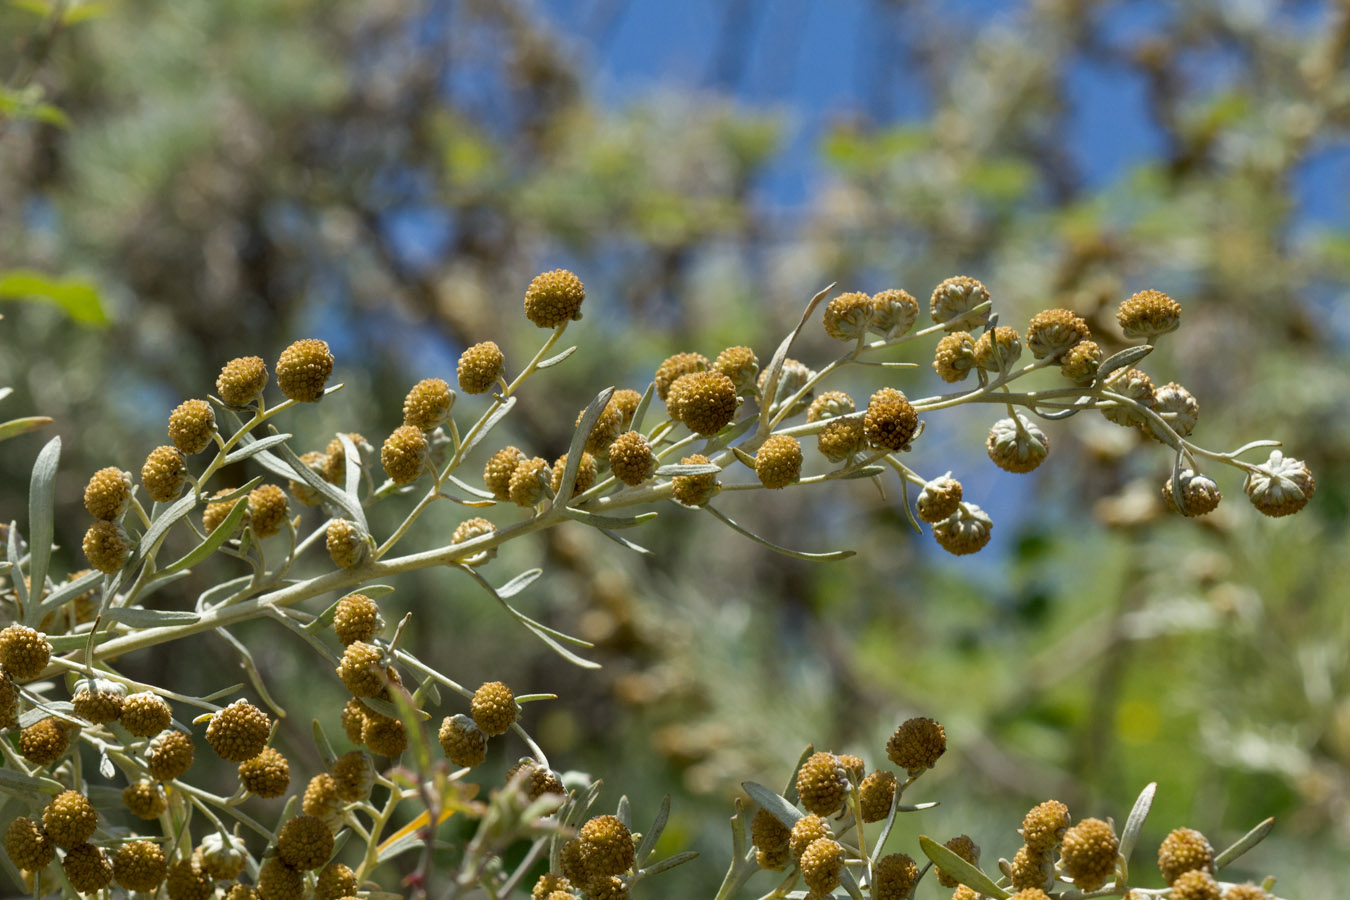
[
  {"left": 136, "top": 491, "right": 201, "bottom": 564},
  {"left": 636, "top": 795, "right": 671, "bottom": 866},
  {"left": 222, "top": 433, "right": 291, "bottom": 465},
  {"left": 337, "top": 433, "right": 363, "bottom": 500},
  {"left": 498, "top": 569, "right": 542, "bottom": 599},
  {"left": 564, "top": 508, "right": 657, "bottom": 530},
  {"left": 654, "top": 462, "right": 720, "bottom": 476},
  {"left": 556, "top": 388, "right": 615, "bottom": 506},
  {"left": 0, "top": 416, "right": 53, "bottom": 442},
  {"left": 0, "top": 767, "right": 64, "bottom": 795},
  {"left": 460, "top": 395, "right": 516, "bottom": 458},
  {"left": 25, "top": 436, "right": 59, "bottom": 621},
  {"left": 1095, "top": 345, "right": 1153, "bottom": 384},
  {"left": 102, "top": 607, "right": 201, "bottom": 627},
  {"left": 33, "top": 568, "right": 101, "bottom": 623},
  {"left": 703, "top": 505, "right": 855, "bottom": 562},
  {"left": 158, "top": 495, "right": 250, "bottom": 575},
  {"left": 1119, "top": 782, "right": 1156, "bottom": 865},
  {"left": 7, "top": 520, "right": 26, "bottom": 612},
  {"left": 0, "top": 269, "right": 107, "bottom": 325},
  {"left": 740, "top": 782, "right": 801, "bottom": 830},
  {"left": 270, "top": 433, "right": 368, "bottom": 532},
  {"left": 639, "top": 850, "right": 698, "bottom": 877},
  {"left": 918, "top": 836, "right": 1009, "bottom": 899},
  {"left": 536, "top": 345, "right": 578, "bottom": 369},
  {"left": 312, "top": 719, "right": 338, "bottom": 769},
  {"left": 594, "top": 528, "right": 653, "bottom": 556},
  {"left": 1214, "top": 817, "right": 1275, "bottom": 869}
]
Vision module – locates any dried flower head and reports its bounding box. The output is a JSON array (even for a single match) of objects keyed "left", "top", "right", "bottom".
[
  {"left": 82, "top": 519, "right": 131, "bottom": 573},
  {"left": 458, "top": 341, "right": 506, "bottom": 394},
  {"left": 1027, "top": 308, "right": 1091, "bottom": 360},
  {"left": 1060, "top": 817, "right": 1118, "bottom": 892},
  {"left": 206, "top": 699, "right": 271, "bottom": 762},
  {"left": 1117, "top": 289, "right": 1181, "bottom": 339},
  {"left": 796, "top": 751, "right": 849, "bottom": 816},
  {"left": 973, "top": 325, "right": 1023, "bottom": 372},
  {"left": 84, "top": 466, "right": 132, "bottom": 520},
  {"left": 276, "top": 338, "right": 334, "bottom": 403},
  {"left": 870, "top": 289, "right": 919, "bottom": 338},
  {"left": 986, "top": 414, "right": 1050, "bottom": 473},
  {"left": 930, "top": 276, "right": 991, "bottom": 329},
  {"left": 216, "top": 356, "right": 269, "bottom": 407},
  {"left": 142, "top": 444, "right": 188, "bottom": 503},
  {"left": 1060, "top": 339, "right": 1103, "bottom": 384},
  {"left": 1243, "top": 451, "right": 1314, "bottom": 517},
  {"left": 168, "top": 399, "right": 216, "bottom": 455},
  {"left": 932, "top": 503, "right": 993, "bottom": 555},
  {"left": 823, "top": 291, "right": 875, "bottom": 341},
  {"left": 886, "top": 716, "right": 946, "bottom": 774},
  {"left": 917, "top": 474, "right": 963, "bottom": 524},
  {"left": 524, "top": 268, "right": 585, "bottom": 328},
  {"left": 1101, "top": 368, "right": 1156, "bottom": 427},
  {"left": 1164, "top": 469, "right": 1222, "bottom": 517},
  {"left": 933, "top": 331, "right": 977, "bottom": 382},
  {"left": 0, "top": 625, "right": 52, "bottom": 682},
  {"left": 755, "top": 434, "right": 803, "bottom": 489}
]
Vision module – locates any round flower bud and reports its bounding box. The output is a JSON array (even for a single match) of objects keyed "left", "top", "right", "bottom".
[
  {"left": 484, "top": 445, "right": 526, "bottom": 501},
  {"left": 472, "top": 681, "right": 518, "bottom": 736},
  {"left": 43, "top": 791, "right": 97, "bottom": 848},
  {"left": 120, "top": 692, "right": 172, "bottom": 737},
  {"left": 276, "top": 338, "right": 334, "bottom": 403},
  {"left": 1117, "top": 289, "right": 1181, "bottom": 339},
  {"left": 714, "top": 346, "right": 759, "bottom": 396},
  {"left": 1147, "top": 382, "right": 1199, "bottom": 440},
  {"left": 1163, "top": 470, "right": 1222, "bottom": 517},
  {"left": 363, "top": 715, "right": 408, "bottom": 757},
  {"left": 916, "top": 474, "right": 963, "bottom": 524},
  {"left": 758, "top": 358, "right": 816, "bottom": 416},
  {"left": 206, "top": 699, "right": 271, "bottom": 762},
  {"left": 147, "top": 730, "right": 195, "bottom": 780},
  {"left": 142, "top": 444, "right": 188, "bottom": 503},
  {"left": 524, "top": 268, "right": 585, "bottom": 328},
  {"left": 1011, "top": 845, "right": 1054, "bottom": 891},
  {"left": 508, "top": 456, "right": 551, "bottom": 507},
  {"left": 20, "top": 716, "right": 69, "bottom": 765},
  {"left": 340, "top": 698, "right": 367, "bottom": 744},
  {"left": 935, "top": 834, "right": 980, "bottom": 888},
  {"left": 239, "top": 746, "right": 290, "bottom": 797},
  {"left": 1243, "top": 451, "right": 1314, "bottom": 517},
  {"left": 580, "top": 814, "right": 635, "bottom": 878},
  {"left": 858, "top": 769, "right": 898, "bottom": 822},
  {"left": 451, "top": 516, "right": 496, "bottom": 547},
  {"left": 0, "top": 624, "right": 52, "bottom": 682},
  {"left": 823, "top": 291, "right": 875, "bottom": 341},
  {"left": 123, "top": 780, "right": 168, "bottom": 819},
  {"left": 168, "top": 399, "right": 216, "bottom": 455},
  {"left": 930, "top": 276, "right": 991, "bottom": 329},
  {"left": 83, "top": 467, "right": 132, "bottom": 521},
  {"left": 755, "top": 434, "right": 803, "bottom": 489},
  {"left": 457, "top": 341, "right": 506, "bottom": 394},
  {"left": 1060, "top": 817, "right": 1118, "bottom": 892},
  {"left": 316, "top": 862, "right": 359, "bottom": 900},
  {"left": 322, "top": 432, "right": 372, "bottom": 485},
  {"left": 278, "top": 814, "right": 334, "bottom": 871},
  {"left": 196, "top": 831, "right": 249, "bottom": 880},
  {"left": 506, "top": 758, "right": 566, "bottom": 800},
  {"left": 577, "top": 401, "right": 624, "bottom": 457},
  {"left": 82, "top": 520, "right": 131, "bottom": 574},
  {"left": 836, "top": 752, "right": 863, "bottom": 782},
  {"left": 586, "top": 875, "right": 628, "bottom": 900},
  {"left": 326, "top": 518, "right": 367, "bottom": 569},
  {"left": 72, "top": 679, "right": 125, "bottom": 724},
  {"left": 668, "top": 370, "right": 738, "bottom": 435},
  {"left": 750, "top": 808, "right": 790, "bottom": 871},
  {"left": 439, "top": 714, "right": 487, "bottom": 767},
  {"left": 288, "top": 451, "right": 329, "bottom": 506},
  {"left": 611, "top": 388, "right": 643, "bottom": 429},
  {"left": 1158, "top": 827, "right": 1214, "bottom": 885},
  {"left": 608, "top": 431, "right": 656, "bottom": 486},
  {"left": 872, "top": 853, "right": 919, "bottom": 900},
  {"left": 807, "top": 391, "right": 854, "bottom": 423},
  {"left": 1171, "top": 868, "right": 1221, "bottom": 900},
  {"left": 332, "top": 750, "right": 374, "bottom": 802},
  {"left": 533, "top": 873, "right": 572, "bottom": 900},
  {"left": 551, "top": 452, "right": 597, "bottom": 496},
  {"left": 1222, "top": 884, "right": 1270, "bottom": 900},
  {"left": 1059, "top": 339, "right": 1102, "bottom": 384},
  {"left": 973, "top": 326, "right": 1023, "bottom": 373},
  {"left": 864, "top": 387, "right": 919, "bottom": 452},
  {"left": 1101, "top": 368, "right": 1156, "bottom": 427},
  {"left": 817, "top": 416, "right": 867, "bottom": 463},
  {"left": 933, "top": 331, "right": 977, "bottom": 383},
  {"left": 382, "top": 424, "right": 429, "bottom": 486},
  {"left": 258, "top": 857, "right": 305, "bottom": 900},
  {"left": 796, "top": 751, "right": 848, "bottom": 816},
  {"left": 887, "top": 716, "right": 946, "bottom": 774},
  {"left": 800, "top": 837, "right": 845, "bottom": 892},
  {"left": 203, "top": 489, "right": 246, "bottom": 536},
  {"left": 403, "top": 378, "right": 454, "bottom": 431},
  {"left": 334, "top": 594, "right": 381, "bottom": 646},
  {"left": 788, "top": 814, "right": 831, "bottom": 861},
  {"left": 0, "top": 671, "right": 14, "bottom": 731},
  {"left": 248, "top": 484, "right": 289, "bottom": 539},
  {"left": 336, "top": 641, "right": 391, "bottom": 698},
  {"left": 1027, "top": 308, "right": 1091, "bottom": 360},
  {"left": 654, "top": 352, "right": 710, "bottom": 402},
  {"left": 671, "top": 454, "right": 719, "bottom": 507},
  {"left": 986, "top": 415, "right": 1050, "bottom": 474},
  {"left": 303, "top": 773, "right": 343, "bottom": 827},
  {"left": 932, "top": 502, "right": 993, "bottom": 556},
  {"left": 5, "top": 816, "right": 53, "bottom": 871},
  {"left": 1008, "top": 890, "right": 1053, "bottom": 900},
  {"left": 217, "top": 356, "right": 269, "bottom": 407},
  {"left": 63, "top": 842, "right": 113, "bottom": 894},
  {"left": 165, "top": 857, "right": 214, "bottom": 900},
  {"left": 870, "top": 289, "right": 919, "bottom": 338},
  {"left": 1021, "top": 800, "right": 1071, "bottom": 853}
]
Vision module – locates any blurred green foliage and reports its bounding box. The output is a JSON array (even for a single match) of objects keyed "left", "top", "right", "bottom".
[{"left": 1, "top": 0, "right": 1347, "bottom": 895}]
